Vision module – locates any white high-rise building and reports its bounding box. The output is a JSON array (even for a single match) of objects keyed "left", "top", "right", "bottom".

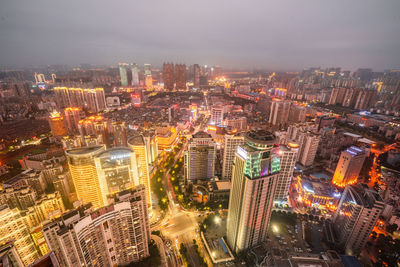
[
  {"left": 222, "top": 133, "right": 244, "bottom": 180},
  {"left": 297, "top": 132, "right": 320, "bottom": 167},
  {"left": 211, "top": 106, "right": 224, "bottom": 126},
  {"left": 42, "top": 186, "right": 150, "bottom": 266},
  {"left": 333, "top": 184, "right": 384, "bottom": 255},
  {"left": 227, "top": 130, "right": 280, "bottom": 253},
  {"left": 275, "top": 143, "right": 299, "bottom": 201},
  {"left": 184, "top": 132, "right": 216, "bottom": 183}
]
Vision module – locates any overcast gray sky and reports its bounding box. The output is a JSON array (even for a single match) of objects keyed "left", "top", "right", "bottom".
[{"left": 0, "top": 0, "right": 399, "bottom": 71}]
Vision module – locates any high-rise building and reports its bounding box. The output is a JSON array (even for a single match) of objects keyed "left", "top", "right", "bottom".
[
  {"left": 226, "top": 130, "right": 280, "bottom": 253},
  {"left": 49, "top": 111, "right": 67, "bottom": 137},
  {"left": 119, "top": 63, "right": 129, "bottom": 86},
  {"left": 175, "top": 64, "right": 187, "bottom": 90},
  {"left": 131, "top": 63, "right": 140, "bottom": 86},
  {"left": 328, "top": 87, "right": 347, "bottom": 105},
  {"left": 211, "top": 106, "right": 224, "bottom": 126},
  {"left": 0, "top": 205, "right": 40, "bottom": 266},
  {"left": 333, "top": 184, "right": 384, "bottom": 255},
  {"left": 64, "top": 107, "right": 84, "bottom": 134},
  {"left": 297, "top": 132, "right": 320, "bottom": 167},
  {"left": 68, "top": 88, "right": 84, "bottom": 107},
  {"left": 193, "top": 64, "right": 201, "bottom": 88},
  {"left": 222, "top": 133, "right": 244, "bottom": 180},
  {"left": 0, "top": 241, "right": 24, "bottom": 267},
  {"left": 184, "top": 132, "right": 216, "bottom": 183},
  {"left": 42, "top": 186, "right": 150, "bottom": 266},
  {"left": 275, "top": 143, "right": 299, "bottom": 202},
  {"left": 144, "top": 64, "right": 153, "bottom": 90},
  {"left": 53, "top": 87, "right": 70, "bottom": 108},
  {"left": 94, "top": 147, "right": 139, "bottom": 204},
  {"left": 269, "top": 100, "right": 291, "bottom": 127},
  {"left": 109, "top": 121, "right": 127, "bottom": 147},
  {"left": 66, "top": 146, "right": 106, "bottom": 208},
  {"left": 354, "top": 89, "right": 377, "bottom": 110},
  {"left": 143, "top": 131, "right": 158, "bottom": 165},
  {"left": 332, "top": 146, "right": 367, "bottom": 188},
  {"left": 83, "top": 88, "right": 107, "bottom": 113},
  {"left": 163, "top": 63, "right": 175, "bottom": 90},
  {"left": 128, "top": 135, "right": 152, "bottom": 207},
  {"left": 342, "top": 88, "right": 361, "bottom": 108}
]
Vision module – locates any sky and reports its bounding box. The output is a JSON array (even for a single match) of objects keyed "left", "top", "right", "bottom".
[{"left": 0, "top": 0, "right": 399, "bottom": 71}]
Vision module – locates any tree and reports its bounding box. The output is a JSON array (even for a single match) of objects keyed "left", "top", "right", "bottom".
[{"left": 386, "top": 223, "right": 398, "bottom": 234}]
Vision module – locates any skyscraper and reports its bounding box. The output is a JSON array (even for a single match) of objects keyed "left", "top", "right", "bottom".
[
  {"left": 0, "top": 205, "right": 40, "bottom": 266},
  {"left": 211, "top": 105, "right": 224, "bottom": 126},
  {"left": 274, "top": 143, "right": 299, "bottom": 201},
  {"left": 49, "top": 111, "right": 67, "bottom": 137},
  {"left": 332, "top": 146, "right": 367, "bottom": 188},
  {"left": 297, "top": 132, "right": 320, "bottom": 167},
  {"left": 227, "top": 130, "right": 280, "bottom": 253},
  {"left": 131, "top": 63, "right": 140, "bottom": 86},
  {"left": 163, "top": 63, "right": 175, "bottom": 90},
  {"left": 66, "top": 145, "right": 106, "bottom": 208},
  {"left": 184, "top": 132, "right": 216, "bottom": 183},
  {"left": 64, "top": 107, "right": 83, "bottom": 134},
  {"left": 333, "top": 184, "right": 384, "bottom": 255},
  {"left": 83, "top": 88, "right": 107, "bottom": 113},
  {"left": 175, "top": 64, "right": 187, "bottom": 90},
  {"left": 269, "top": 99, "right": 291, "bottom": 127},
  {"left": 128, "top": 135, "right": 152, "bottom": 208},
  {"left": 193, "top": 64, "right": 200, "bottom": 88},
  {"left": 222, "top": 133, "right": 244, "bottom": 180},
  {"left": 94, "top": 147, "right": 139, "bottom": 199},
  {"left": 144, "top": 64, "right": 153, "bottom": 90},
  {"left": 109, "top": 121, "right": 127, "bottom": 147},
  {"left": 119, "top": 63, "right": 129, "bottom": 86},
  {"left": 53, "top": 87, "right": 70, "bottom": 108}
]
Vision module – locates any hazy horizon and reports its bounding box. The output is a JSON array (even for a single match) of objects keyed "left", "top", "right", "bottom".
[{"left": 1, "top": 0, "right": 399, "bottom": 71}]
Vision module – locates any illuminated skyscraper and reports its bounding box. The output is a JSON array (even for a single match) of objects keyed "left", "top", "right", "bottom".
[
  {"left": 94, "top": 148, "right": 139, "bottom": 203},
  {"left": 49, "top": 111, "right": 67, "bottom": 137},
  {"left": 64, "top": 107, "right": 83, "bottom": 134},
  {"left": 175, "top": 64, "right": 187, "bottom": 90},
  {"left": 222, "top": 133, "right": 244, "bottom": 180},
  {"left": 333, "top": 184, "right": 384, "bottom": 255},
  {"left": 274, "top": 143, "right": 299, "bottom": 201},
  {"left": 163, "top": 63, "right": 174, "bottom": 90},
  {"left": 144, "top": 64, "right": 153, "bottom": 90},
  {"left": 66, "top": 146, "right": 106, "bottom": 208},
  {"left": 297, "top": 132, "right": 320, "bottom": 167},
  {"left": 68, "top": 88, "right": 84, "bottom": 107},
  {"left": 184, "top": 132, "right": 216, "bottom": 183},
  {"left": 227, "top": 130, "right": 280, "bottom": 253},
  {"left": 332, "top": 146, "right": 367, "bottom": 188},
  {"left": 131, "top": 63, "right": 140, "bottom": 86},
  {"left": 128, "top": 135, "right": 152, "bottom": 207},
  {"left": 119, "top": 63, "right": 129, "bottom": 86},
  {"left": 0, "top": 205, "right": 40, "bottom": 266}
]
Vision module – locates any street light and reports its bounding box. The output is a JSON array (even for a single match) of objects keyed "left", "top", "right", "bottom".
[
  {"left": 214, "top": 216, "right": 221, "bottom": 225},
  {"left": 273, "top": 224, "right": 279, "bottom": 233}
]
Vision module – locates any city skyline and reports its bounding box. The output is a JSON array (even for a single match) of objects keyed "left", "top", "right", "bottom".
[{"left": 1, "top": 0, "right": 400, "bottom": 71}]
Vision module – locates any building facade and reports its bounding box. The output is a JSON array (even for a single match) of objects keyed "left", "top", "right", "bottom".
[{"left": 227, "top": 130, "right": 280, "bottom": 253}]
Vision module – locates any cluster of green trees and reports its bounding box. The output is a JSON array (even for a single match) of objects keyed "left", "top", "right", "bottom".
[
  {"left": 270, "top": 210, "right": 298, "bottom": 227},
  {"left": 151, "top": 169, "right": 169, "bottom": 210},
  {"left": 192, "top": 239, "right": 207, "bottom": 267}
]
